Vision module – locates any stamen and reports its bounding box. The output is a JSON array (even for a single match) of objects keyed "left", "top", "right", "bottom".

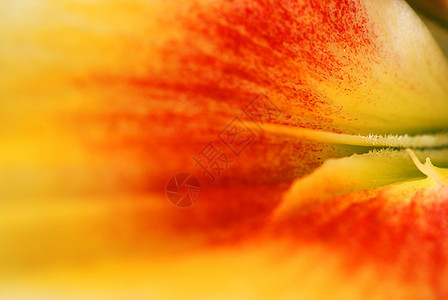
[
  {"left": 406, "top": 148, "right": 446, "bottom": 185},
  {"left": 246, "top": 122, "right": 448, "bottom": 149}
]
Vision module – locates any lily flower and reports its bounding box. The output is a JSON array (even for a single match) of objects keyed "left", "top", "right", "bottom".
[{"left": 1, "top": 0, "right": 448, "bottom": 299}]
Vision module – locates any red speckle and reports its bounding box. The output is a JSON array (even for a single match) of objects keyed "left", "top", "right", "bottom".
[
  {"left": 273, "top": 185, "right": 448, "bottom": 297},
  {"left": 67, "top": 0, "right": 382, "bottom": 191}
]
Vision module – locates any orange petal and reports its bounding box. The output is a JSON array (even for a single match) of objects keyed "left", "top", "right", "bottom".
[
  {"left": 2, "top": 0, "right": 448, "bottom": 197},
  {"left": 271, "top": 179, "right": 448, "bottom": 298},
  {"left": 2, "top": 152, "right": 448, "bottom": 299}
]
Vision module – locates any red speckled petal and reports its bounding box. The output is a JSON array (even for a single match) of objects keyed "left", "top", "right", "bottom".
[
  {"left": 2, "top": 0, "right": 448, "bottom": 196},
  {"left": 2, "top": 151, "right": 448, "bottom": 299},
  {"left": 2, "top": 1, "right": 448, "bottom": 299},
  {"left": 270, "top": 151, "right": 448, "bottom": 298}
]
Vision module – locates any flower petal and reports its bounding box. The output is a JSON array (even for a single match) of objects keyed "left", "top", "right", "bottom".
[
  {"left": 417, "top": 13, "right": 448, "bottom": 59},
  {"left": 2, "top": 153, "right": 448, "bottom": 299},
  {"left": 2, "top": 0, "right": 448, "bottom": 193},
  {"left": 277, "top": 148, "right": 448, "bottom": 215},
  {"left": 2, "top": 1, "right": 448, "bottom": 298},
  {"left": 271, "top": 174, "right": 448, "bottom": 299}
]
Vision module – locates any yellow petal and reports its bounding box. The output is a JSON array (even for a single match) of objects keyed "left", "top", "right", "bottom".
[{"left": 278, "top": 148, "right": 448, "bottom": 215}]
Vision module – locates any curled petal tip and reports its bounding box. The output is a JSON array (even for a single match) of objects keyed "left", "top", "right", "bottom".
[{"left": 406, "top": 148, "right": 448, "bottom": 185}]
